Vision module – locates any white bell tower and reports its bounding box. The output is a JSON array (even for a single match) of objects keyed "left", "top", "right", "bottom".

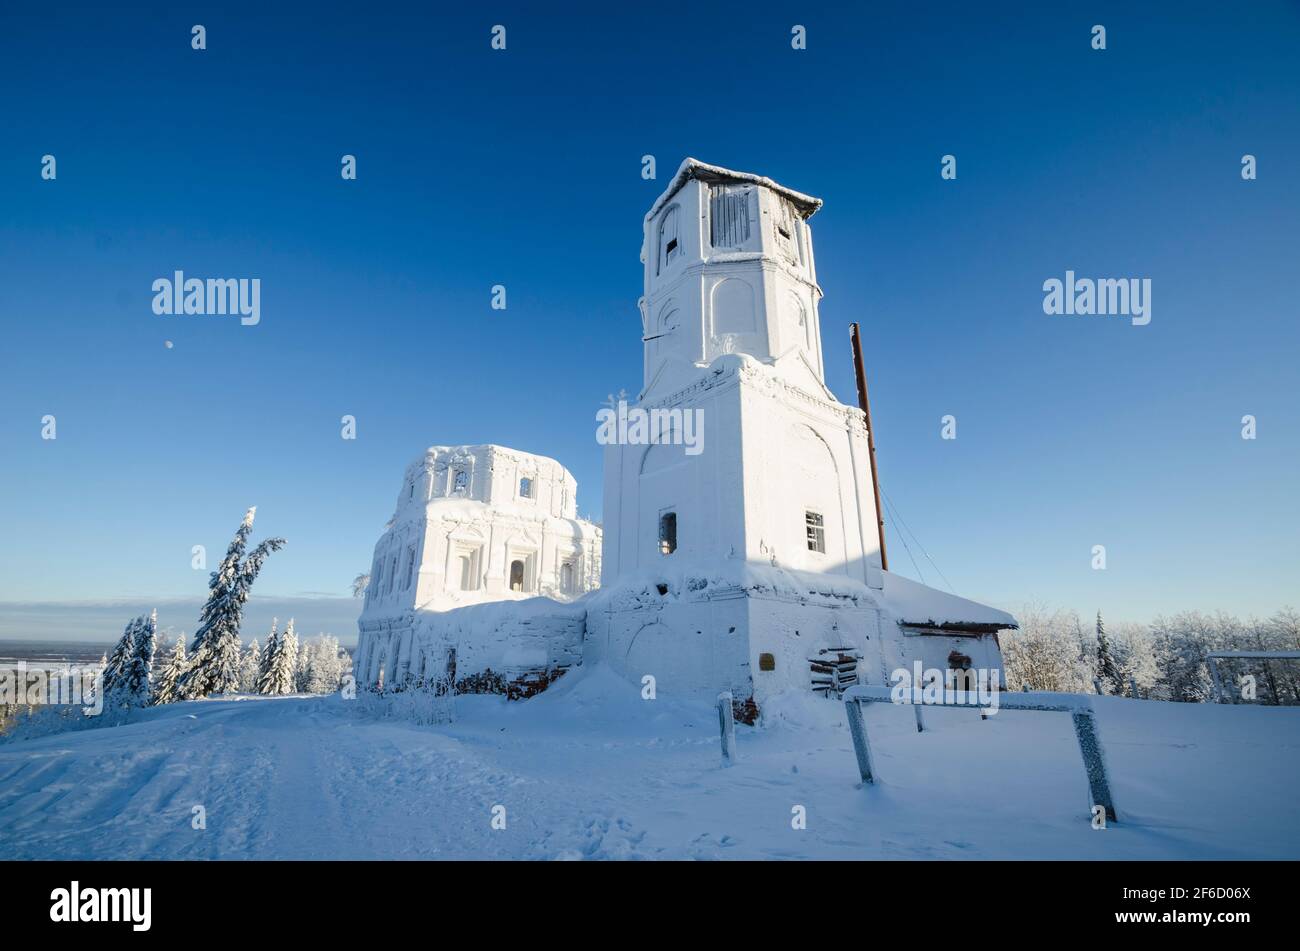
[
  {"left": 639, "top": 159, "right": 829, "bottom": 403},
  {"left": 592, "top": 160, "right": 888, "bottom": 704},
  {"left": 587, "top": 159, "right": 1012, "bottom": 707}
]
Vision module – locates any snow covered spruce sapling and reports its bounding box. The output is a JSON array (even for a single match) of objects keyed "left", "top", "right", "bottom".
[
  {"left": 257, "top": 617, "right": 278, "bottom": 688},
  {"left": 180, "top": 506, "right": 285, "bottom": 699},
  {"left": 100, "top": 617, "right": 138, "bottom": 700},
  {"left": 119, "top": 610, "right": 157, "bottom": 708},
  {"left": 1095, "top": 611, "right": 1123, "bottom": 696},
  {"left": 98, "top": 611, "right": 158, "bottom": 713},
  {"left": 241, "top": 638, "right": 262, "bottom": 693},
  {"left": 151, "top": 634, "right": 187, "bottom": 706},
  {"left": 258, "top": 617, "right": 297, "bottom": 696},
  {"left": 278, "top": 619, "right": 299, "bottom": 693}
]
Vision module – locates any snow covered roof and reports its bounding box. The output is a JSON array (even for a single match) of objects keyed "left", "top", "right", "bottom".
[
  {"left": 417, "top": 444, "right": 570, "bottom": 472},
  {"left": 646, "top": 158, "right": 824, "bottom": 224},
  {"left": 879, "top": 571, "right": 1018, "bottom": 634}
]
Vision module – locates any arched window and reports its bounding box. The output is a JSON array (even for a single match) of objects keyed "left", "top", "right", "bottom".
[{"left": 509, "top": 559, "right": 525, "bottom": 591}]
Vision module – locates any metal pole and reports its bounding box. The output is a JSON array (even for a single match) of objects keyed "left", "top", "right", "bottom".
[
  {"left": 1072, "top": 710, "right": 1117, "bottom": 823},
  {"left": 717, "top": 692, "right": 737, "bottom": 766},
  {"left": 913, "top": 672, "right": 925, "bottom": 733},
  {"left": 850, "top": 323, "right": 888, "bottom": 571},
  {"left": 844, "top": 697, "right": 875, "bottom": 784}
]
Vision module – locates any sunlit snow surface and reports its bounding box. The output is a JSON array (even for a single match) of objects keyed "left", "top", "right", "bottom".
[{"left": 1, "top": 665, "right": 1296, "bottom": 860}]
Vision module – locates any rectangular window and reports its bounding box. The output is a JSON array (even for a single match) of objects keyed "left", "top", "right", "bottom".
[
  {"left": 454, "top": 544, "right": 482, "bottom": 592},
  {"left": 659, "top": 206, "right": 680, "bottom": 274},
  {"left": 519, "top": 477, "right": 533, "bottom": 499},
  {"left": 453, "top": 469, "right": 468, "bottom": 493},
  {"left": 404, "top": 547, "right": 416, "bottom": 589},
  {"left": 387, "top": 555, "right": 399, "bottom": 593},
  {"left": 772, "top": 197, "right": 801, "bottom": 264},
  {"left": 659, "top": 511, "right": 677, "bottom": 556},
  {"left": 805, "top": 511, "right": 825, "bottom": 553}
]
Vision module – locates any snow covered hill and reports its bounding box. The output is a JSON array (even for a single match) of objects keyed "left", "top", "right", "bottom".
[{"left": 1, "top": 666, "right": 1297, "bottom": 860}]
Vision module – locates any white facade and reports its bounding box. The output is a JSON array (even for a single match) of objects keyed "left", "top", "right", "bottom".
[
  {"left": 363, "top": 445, "right": 599, "bottom": 613},
  {"left": 588, "top": 159, "right": 1015, "bottom": 710},
  {"left": 354, "top": 445, "right": 601, "bottom": 688},
  {"left": 603, "top": 161, "right": 881, "bottom": 588}
]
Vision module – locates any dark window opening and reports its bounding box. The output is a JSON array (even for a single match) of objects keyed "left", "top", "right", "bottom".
[
  {"left": 759, "top": 653, "right": 776, "bottom": 672},
  {"left": 509, "top": 559, "right": 525, "bottom": 592},
  {"left": 659, "top": 512, "right": 677, "bottom": 555},
  {"left": 948, "top": 650, "right": 976, "bottom": 692},
  {"left": 659, "top": 206, "right": 681, "bottom": 273}
]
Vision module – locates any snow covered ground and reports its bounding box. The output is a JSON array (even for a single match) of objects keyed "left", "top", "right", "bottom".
[{"left": 1, "top": 664, "right": 1297, "bottom": 860}]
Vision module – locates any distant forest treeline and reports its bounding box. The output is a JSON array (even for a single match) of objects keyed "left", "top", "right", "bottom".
[{"left": 1003, "top": 606, "right": 1300, "bottom": 704}]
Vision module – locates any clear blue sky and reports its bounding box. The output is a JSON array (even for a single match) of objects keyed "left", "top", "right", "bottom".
[{"left": 1, "top": 1, "right": 1297, "bottom": 643}]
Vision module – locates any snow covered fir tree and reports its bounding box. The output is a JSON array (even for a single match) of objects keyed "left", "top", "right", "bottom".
[
  {"left": 151, "top": 634, "right": 187, "bottom": 706},
  {"left": 117, "top": 610, "right": 157, "bottom": 709},
  {"left": 180, "top": 507, "right": 285, "bottom": 699},
  {"left": 99, "top": 612, "right": 157, "bottom": 711}
]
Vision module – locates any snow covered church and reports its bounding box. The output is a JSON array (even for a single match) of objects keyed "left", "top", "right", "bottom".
[{"left": 354, "top": 159, "right": 1017, "bottom": 713}]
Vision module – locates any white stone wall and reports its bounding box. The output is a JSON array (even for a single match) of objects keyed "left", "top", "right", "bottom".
[
  {"left": 600, "top": 355, "right": 883, "bottom": 589},
  {"left": 356, "top": 445, "right": 602, "bottom": 688},
  {"left": 355, "top": 599, "right": 586, "bottom": 691}
]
